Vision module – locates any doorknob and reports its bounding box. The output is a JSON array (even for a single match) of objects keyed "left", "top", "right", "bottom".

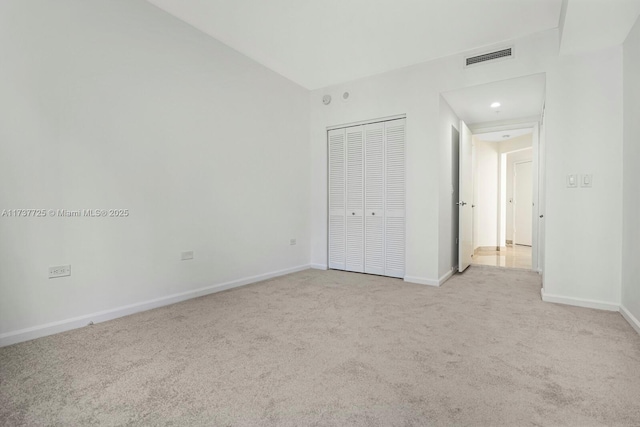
[
  {"left": 539, "top": 214, "right": 544, "bottom": 218},
  {"left": 372, "top": 212, "right": 376, "bottom": 215},
  {"left": 456, "top": 201, "right": 467, "bottom": 206},
  {"left": 352, "top": 212, "right": 355, "bottom": 215}
]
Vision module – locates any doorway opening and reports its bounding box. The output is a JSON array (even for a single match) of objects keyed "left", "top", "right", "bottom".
[
  {"left": 441, "top": 73, "right": 546, "bottom": 274},
  {"left": 471, "top": 128, "right": 534, "bottom": 269}
]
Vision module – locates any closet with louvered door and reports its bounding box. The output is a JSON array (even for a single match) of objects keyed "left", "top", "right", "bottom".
[
  {"left": 364, "top": 122, "right": 385, "bottom": 275},
  {"left": 384, "top": 119, "right": 406, "bottom": 278},
  {"left": 345, "top": 126, "right": 365, "bottom": 272},
  {"left": 327, "top": 118, "right": 406, "bottom": 278},
  {"left": 328, "top": 128, "right": 346, "bottom": 270}
]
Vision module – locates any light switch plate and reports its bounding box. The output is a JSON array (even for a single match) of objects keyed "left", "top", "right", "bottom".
[
  {"left": 566, "top": 174, "right": 578, "bottom": 188},
  {"left": 181, "top": 251, "right": 194, "bottom": 261},
  {"left": 581, "top": 174, "right": 593, "bottom": 188}
]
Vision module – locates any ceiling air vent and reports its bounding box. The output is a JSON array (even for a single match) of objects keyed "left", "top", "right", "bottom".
[{"left": 465, "top": 47, "right": 513, "bottom": 68}]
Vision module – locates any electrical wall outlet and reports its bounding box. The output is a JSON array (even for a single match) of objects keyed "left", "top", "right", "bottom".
[
  {"left": 49, "top": 265, "right": 71, "bottom": 279},
  {"left": 181, "top": 251, "right": 194, "bottom": 261},
  {"left": 290, "top": 239, "right": 297, "bottom": 246}
]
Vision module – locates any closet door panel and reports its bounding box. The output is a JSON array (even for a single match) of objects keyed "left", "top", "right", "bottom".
[
  {"left": 385, "top": 119, "right": 406, "bottom": 278},
  {"left": 364, "top": 122, "right": 385, "bottom": 275},
  {"left": 345, "top": 126, "right": 364, "bottom": 272},
  {"left": 328, "top": 128, "right": 346, "bottom": 270}
]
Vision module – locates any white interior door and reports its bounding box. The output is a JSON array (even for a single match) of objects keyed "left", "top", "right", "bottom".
[
  {"left": 345, "top": 126, "right": 364, "bottom": 272},
  {"left": 538, "top": 119, "right": 546, "bottom": 275},
  {"left": 364, "top": 122, "right": 385, "bottom": 275},
  {"left": 458, "top": 121, "right": 473, "bottom": 272},
  {"left": 514, "top": 161, "right": 533, "bottom": 246},
  {"left": 328, "top": 128, "right": 346, "bottom": 270}
]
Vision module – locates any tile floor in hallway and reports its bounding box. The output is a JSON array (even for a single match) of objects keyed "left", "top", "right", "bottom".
[{"left": 472, "top": 244, "right": 532, "bottom": 269}]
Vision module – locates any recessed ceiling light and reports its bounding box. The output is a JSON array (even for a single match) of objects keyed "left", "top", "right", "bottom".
[{"left": 491, "top": 102, "right": 501, "bottom": 108}]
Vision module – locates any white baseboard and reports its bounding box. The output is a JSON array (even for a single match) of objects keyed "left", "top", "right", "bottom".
[
  {"left": 404, "top": 270, "right": 454, "bottom": 287},
  {"left": 310, "top": 263, "right": 328, "bottom": 270},
  {"left": 620, "top": 305, "right": 640, "bottom": 336},
  {"left": 0, "top": 264, "right": 311, "bottom": 348},
  {"left": 540, "top": 289, "right": 619, "bottom": 312},
  {"left": 438, "top": 269, "right": 455, "bottom": 285},
  {"left": 404, "top": 276, "right": 439, "bottom": 286}
]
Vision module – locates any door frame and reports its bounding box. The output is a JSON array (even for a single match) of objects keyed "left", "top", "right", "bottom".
[{"left": 451, "top": 125, "right": 460, "bottom": 271}]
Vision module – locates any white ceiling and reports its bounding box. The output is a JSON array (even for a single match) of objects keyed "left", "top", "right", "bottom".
[
  {"left": 147, "top": 0, "right": 562, "bottom": 89},
  {"left": 475, "top": 128, "right": 533, "bottom": 142},
  {"left": 559, "top": 0, "right": 640, "bottom": 55},
  {"left": 442, "top": 74, "right": 546, "bottom": 126}
]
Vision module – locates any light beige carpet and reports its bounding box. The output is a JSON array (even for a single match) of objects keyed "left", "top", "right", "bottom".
[{"left": 1, "top": 267, "right": 639, "bottom": 426}]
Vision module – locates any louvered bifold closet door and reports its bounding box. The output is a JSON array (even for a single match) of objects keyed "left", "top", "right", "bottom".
[
  {"left": 345, "top": 126, "right": 365, "bottom": 272},
  {"left": 364, "top": 122, "right": 385, "bottom": 275},
  {"left": 384, "top": 119, "right": 406, "bottom": 278},
  {"left": 328, "top": 128, "right": 346, "bottom": 270}
]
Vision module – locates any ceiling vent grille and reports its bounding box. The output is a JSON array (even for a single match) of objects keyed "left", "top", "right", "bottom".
[{"left": 465, "top": 47, "right": 513, "bottom": 67}]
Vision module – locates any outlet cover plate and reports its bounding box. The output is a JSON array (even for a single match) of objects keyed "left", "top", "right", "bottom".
[
  {"left": 181, "top": 251, "right": 194, "bottom": 261},
  {"left": 49, "top": 265, "right": 71, "bottom": 279}
]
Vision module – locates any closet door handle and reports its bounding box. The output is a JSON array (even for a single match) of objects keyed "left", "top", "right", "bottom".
[
  {"left": 372, "top": 212, "right": 375, "bottom": 216},
  {"left": 352, "top": 212, "right": 355, "bottom": 215}
]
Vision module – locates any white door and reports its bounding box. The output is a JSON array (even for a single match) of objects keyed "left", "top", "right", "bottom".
[
  {"left": 458, "top": 120, "right": 473, "bottom": 272},
  {"left": 364, "top": 122, "right": 385, "bottom": 275},
  {"left": 384, "top": 119, "right": 406, "bottom": 278},
  {"left": 514, "top": 161, "right": 533, "bottom": 246},
  {"left": 538, "top": 121, "right": 546, "bottom": 274},
  {"left": 328, "top": 128, "right": 346, "bottom": 270},
  {"left": 328, "top": 118, "right": 405, "bottom": 278},
  {"left": 345, "top": 126, "right": 364, "bottom": 272}
]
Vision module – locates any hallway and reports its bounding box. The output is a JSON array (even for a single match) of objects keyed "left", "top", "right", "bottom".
[{"left": 472, "top": 244, "right": 532, "bottom": 269}]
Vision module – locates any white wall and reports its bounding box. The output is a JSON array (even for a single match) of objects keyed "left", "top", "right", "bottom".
[
  {"left": 498, "top": 133, "right": 535, "bottom": 154},
  {"left": 310, "top": 30, "right": 557, "bottom": 283},
  {"left": 505, "top": 148, "right": 533, "bottom": 243},
  {"left": 310, "top": 29, "right": 624, "bottom": 306},
  {"left": 0, "top": 1, "right": 310, "bottom": 340},
  {"left": 544, "top": 47, "right": 623, "bottom": 307},
  {"left": 473, "top": 139, "right": 499, "bottom": 249},
  {"left": 622, "top": 16, "right": 640, "bottom": 326}
]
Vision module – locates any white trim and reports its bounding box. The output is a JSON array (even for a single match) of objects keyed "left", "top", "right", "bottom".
[
  {"left": 438, "top": 269, "right": 455, "bottom": 285},
  {"left": 469, "top": 118, "right": 539, "bottom": 134},
  {"left": 620, "top": 305, "right": 640, "bottom": 336},
  {"left": 404, "top": 270, "right": 455, "bottom": 287},
  {"left": 310, "top": 263, "right": 328, "bottom": 270},
  {"left": 326, "top": 114, "right": 406, "bottom": 131},
  {"left": 404, "top": 276, "right": 440, "bottom": 286},
  {"left": 0, "top": 264, "right": 311, "bottom": 348},
  {"left": 540, "top": 289, "right": 619, "bottom": 312}
]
